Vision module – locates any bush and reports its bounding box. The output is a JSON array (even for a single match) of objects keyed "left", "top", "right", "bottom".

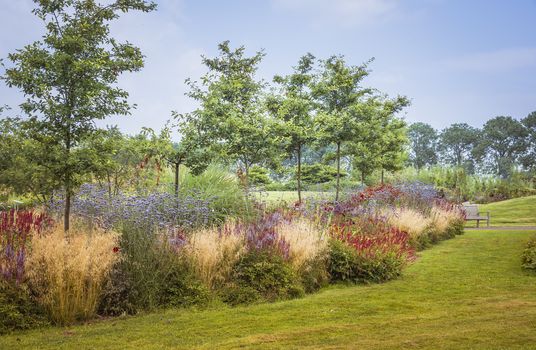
[
  {"left": 226, "top": 251, "right": 304, "bottom": 304},
  {"left": 522, "top": 236, "right": 536, "bottom": 271},
  {"left": 327, "top": 229, "right": 413, "bottom": 284},
  {"left": 298, "top": 163, "right": 346, "bottom": 185},
  {"left": 0, "top": 280, "right": 48, "bottom": 334},
  {"left": 26, "top": 223, "right": 119, "bottom": 325},
  {"left": 327, "top": 239, "right": 357, "bottom": 283},
  {"left": 298, "top": 255, "right": 329, "bottom": 293},
  {"left": 248, "top": 166, "right": 271, "bottom": 186},
  {"left": 99, "top": 225, "right": 210, "bottom": 315}
]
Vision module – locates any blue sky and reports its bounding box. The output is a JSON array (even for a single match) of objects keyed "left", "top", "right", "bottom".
[{"left": 1, "top": 0, "right": 535, "bottom": 135}]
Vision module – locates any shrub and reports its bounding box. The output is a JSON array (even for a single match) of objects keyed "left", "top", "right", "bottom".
[
  {"left": 248, "top": 165, "right": 272, "bottom": 185},
  {"left": 298, "top": 163, "right": 346, "bottom": 185},
  {"left": 327, "top": 239, "right": 357, "bottom": 282},
  {"left": 26, "top": 223, "right": 119, "bottom": 325},
  {"left": 328, "top": 224, "right": 414, "bottom": 284},
  {"left": 99, "top": 225, "right": 210, "bottom": 315},
  {"left": 0, "top": 280, "right": 48, "bottom": 334},
  {"left": 226, "top": 251, "right": 304, "bottom": 305},
  {"left": 522, "top": 236, "right": 536, "bottom": 271}
]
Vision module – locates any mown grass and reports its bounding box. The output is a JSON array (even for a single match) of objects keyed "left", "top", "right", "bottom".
[
  {"left": 2, "top": 229, "right": 535, "bottom": 349},
  {"left": 253, "top": 190, "right": 334, "bottom": 204},
  {"left": 465, "top": 195, "right": 536, "bottom": 227}
]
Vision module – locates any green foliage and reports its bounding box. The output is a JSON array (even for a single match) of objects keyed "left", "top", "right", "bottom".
[
  {"left": 439, "top": 123, "right": 480, "bottom": 169},
  {"left": 299, "top": 163, "right": 344, "bottom": 184},
  {"left": 327, "top": 239, "right": 406, "bottom": 284},
  {"left": 98, "top": 225, "right": 209, "bottom": 315},
  {"left": 388, "top": 166, "right": 535, "bottom": 203},
  {"left": 2, "top": 0, "right": 156, "bottom": 230},
  {"left": 327, "top": 239, "right": 359, "bottom": 282},
  {"left": 224, "top": 251, "right": 304, "bottom": 305},
  {"left": 182, "top": 41, "right": 281, "bottom": 178},
  {"left": 0, "top": 281, "right": 49, "bottom": 335},
  {"left": 267, "top": 53, "right": 316, "bottom": 201},
  {"left": 179, "top": 165, "right": 254, "bottom": 223},
  {"left": 248, "top": 165, "right": 272, "bottom": 185},
  {"left": 299, "top": 256, "right": 329, "bottom": 293},
  {"left": 521, "top": 235, "right": 536, "bottom": 271},
  {"left": 521, "top": 111, "right": 536, "bottom": 172},
  {"left": 474, "top": 116, "right": 528, "bottom": 178},
  {"left": 407, "top": 122, "right": 438, "bottom": 169}
]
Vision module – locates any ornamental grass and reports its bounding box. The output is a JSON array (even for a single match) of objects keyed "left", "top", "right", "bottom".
[{"left": 26, "top": 223, "right": 119, "bottom": 325}]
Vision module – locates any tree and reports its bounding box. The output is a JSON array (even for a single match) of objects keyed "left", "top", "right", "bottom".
[
  {"left": 521, "top": 111, "right": 536, "bottom": 173},
  {"left": 2, "top": 0, "right": 156, "bottom": 231},
  {"left": 407, "top": 122, "right": 438, "bottom": 170},
  {"left": 165, "top": 118, "right": 212, "bottom": 197},
  {"left": 267, "top": 53, "right": 316, "bottom": 202},
  {"left": 0, "top": 117, "right": 59, "bottom": 203},
  {"left": 474, "top": 116, "right": 528, "bottom": 178},
  {"left": 183, "top": 41, "right": 281, "bottom": 185},
  {"left": 313, "top": 55, "right": 374, "bottom": 201},
  {"left": 439, "top": 123, "right": 480, "bottom": 171}
]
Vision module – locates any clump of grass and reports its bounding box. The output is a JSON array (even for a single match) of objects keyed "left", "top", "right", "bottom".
[
  {"left": 386, "top": 208, "right": 431, "bottom": 243},
  {"left": 276, "top": 218, "right": 327, "bottom": 271},
  {"left": 185, "top": 222, "right": 245, "bottom": 289},
  {"left": 179, "top": 165, "right": 255, "bottom": 223},
  {"left": 26, "top": 223, "right": 119, "bottom": 325}
]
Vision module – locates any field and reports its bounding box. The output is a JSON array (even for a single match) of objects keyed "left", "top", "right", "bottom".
[{"left": 2, "top": 228, "right": 535, "bottom": 349}]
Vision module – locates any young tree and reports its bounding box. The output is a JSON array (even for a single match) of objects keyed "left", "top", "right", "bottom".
[
  {"left": 2, "top": 0, "right": 156, "bottom": 231},
  {"left": 165, "top": 118, "right": 212, "bottom": 196},
  {"left": 407, "top": 122, "right": 438, "bottom": 170},
  {"left": 313, "top": 55, "right": 374, "bottom": 201},
  {"left": 439, "top": 123, "right": 480, "bottom": 170},
  {"left": 375, "top": 97, "right": 409, "bottom": 183},
  {"left": 349, "top": 96, "right": 409, "bottom": 185},
  {"left": 267, "top": 53, "right": 316, "bottom": 202},
  {"left": 184, "top": 41, "right": 280, "bottom": 185}
]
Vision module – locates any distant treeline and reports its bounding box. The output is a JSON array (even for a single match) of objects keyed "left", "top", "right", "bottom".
[{"left": 406, "top": 112, "right": 536, "bottom": 179}]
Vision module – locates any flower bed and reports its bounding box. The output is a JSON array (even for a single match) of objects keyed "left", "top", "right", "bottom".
[{"left": 0, "top": 182, "right": 465, "bottom": 333}]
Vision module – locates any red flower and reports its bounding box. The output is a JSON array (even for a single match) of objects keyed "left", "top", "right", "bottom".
[{"left": 112, "top": 246, "right": 120, "bottom": 253}]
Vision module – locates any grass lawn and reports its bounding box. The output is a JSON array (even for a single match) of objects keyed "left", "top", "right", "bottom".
[
  {"left": 465, "top": 195, "right": 536, "bottom": 227},
  {"left": 253, "top": 190, "right": 334, "bottom": 204},
  {"left": 2, "top": 229, "right": 536, "bottom": 349}
]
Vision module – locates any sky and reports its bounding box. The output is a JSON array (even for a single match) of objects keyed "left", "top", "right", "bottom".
[{"left": 1, "top": 0, "right": 535, "bottom": 135}]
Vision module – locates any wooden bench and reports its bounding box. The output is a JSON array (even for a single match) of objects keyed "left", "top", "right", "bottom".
[{"left": 463, "top": 204, "right": 490, "bottom": 227}]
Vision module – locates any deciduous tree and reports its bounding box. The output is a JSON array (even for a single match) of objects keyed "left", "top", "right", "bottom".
[{"left": 2, "top": 0, "right": 156, "bottom": 230}]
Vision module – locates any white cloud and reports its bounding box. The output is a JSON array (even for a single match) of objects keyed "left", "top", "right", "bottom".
[
  {"left": 272, "top": 0, "right": 401, "bottom": 27},
  {"left": 442, "top": 47, "right": 536, "bottom": 73}
]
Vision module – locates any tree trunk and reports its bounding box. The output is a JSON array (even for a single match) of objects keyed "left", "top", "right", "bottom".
[
  {"left": 361, "top": 170, "right": 365, "bottom": 186},
  {"left": 381, "top": 169, "right": 384, "bottom": 185},
  {"left": 335, "top": 142, "right": 341, "bottom": 202},
  {"left": 297, "top": 145, "right": 302, "bottom": 203},
  {"left": 174, "top": 162, "right": 180, "bottom": 197}
]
